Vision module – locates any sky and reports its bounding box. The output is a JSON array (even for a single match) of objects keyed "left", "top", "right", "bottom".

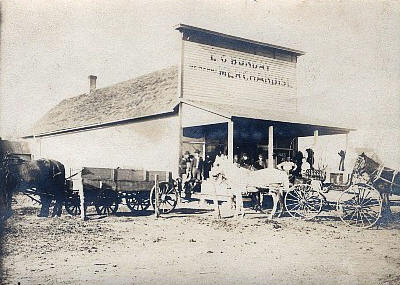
[{"left": 0, "top": 0, "right": 399, "bottom": 164}]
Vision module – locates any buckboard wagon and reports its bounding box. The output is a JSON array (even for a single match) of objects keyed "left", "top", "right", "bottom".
[
  {"left": 65, "top": 167, "right": 179, "bottom": 216},
  {"left": 284, "top": 153, "right": 400, "bottom": 228}
]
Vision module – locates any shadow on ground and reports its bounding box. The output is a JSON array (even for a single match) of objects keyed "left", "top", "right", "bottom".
[{"left": 159, "top": 208, "right": 214, "bottom": 219}]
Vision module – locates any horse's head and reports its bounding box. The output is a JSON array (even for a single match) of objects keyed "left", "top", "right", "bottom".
[
  {"left": 352, "top": 152, "right": 381, "bottom": 183},
  {"left": 353, "top": 153, "right": 367, "bottom": 174},
  {"left": 210, "top": 156, "right": 237, "bottom": 181},
  {"left": 209, "top": 160, "right": 225, "bottom": 179}
]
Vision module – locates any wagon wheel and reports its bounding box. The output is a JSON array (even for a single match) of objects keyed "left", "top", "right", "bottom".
[
  {"left": 65, "top": 193, "right": 82, "bottom": 216},
  {"left": 95, "top": 189, "right": 119, "bottom": 216},
  {"left": 337, "top": 183, "right": 382, "bottom": 228},
  {"left": 284, "top": 184, "right": 324, "bottom": 220},
  {"left": 126, "top": 191, "right": 151, "bottom": 213},
  {"left": 150, "top": 182, "right": 178, "bottom": 214}
]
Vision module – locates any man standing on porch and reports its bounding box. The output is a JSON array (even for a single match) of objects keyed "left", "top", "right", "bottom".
[{"left": 191, "top": 150, "right": 204, "bottom": 181}]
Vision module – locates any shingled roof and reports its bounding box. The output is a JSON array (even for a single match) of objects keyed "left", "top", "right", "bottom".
[{"left": 30, "top": 66, "right": 179, "bottom": 136}]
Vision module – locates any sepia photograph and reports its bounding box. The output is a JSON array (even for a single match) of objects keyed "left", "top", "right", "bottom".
[{"left": 0, "top": 1, "right": 399, "bottom": 284}]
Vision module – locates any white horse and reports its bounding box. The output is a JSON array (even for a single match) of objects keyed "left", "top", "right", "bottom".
[{"left": 210, "top": 159, "right": 290, "bottom": 219}]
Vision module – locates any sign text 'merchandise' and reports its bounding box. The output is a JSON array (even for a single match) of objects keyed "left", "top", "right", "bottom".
[{"left": 188, "top": 65, "right": 293, "bottom": 88}]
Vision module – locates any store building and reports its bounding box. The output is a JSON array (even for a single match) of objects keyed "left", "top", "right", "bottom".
[{"left": 23, "top": 24, "right": 352, "bottom": 177}]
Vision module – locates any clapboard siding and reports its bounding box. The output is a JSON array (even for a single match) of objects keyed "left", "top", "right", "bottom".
[
  {"left": 28, "top": 115, "right": 180, "bottom": 178},
  {"left": 182, "top": 40, "right": 297, "bottom": 112}
]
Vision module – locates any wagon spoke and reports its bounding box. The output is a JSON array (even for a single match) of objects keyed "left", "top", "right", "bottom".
[
  {"left": 350, "top": 212, "right": 358, "bottom": 226},
  {"left": 360, "top": 189, "right": 370, "bottom": 203},
  {"left": 358, "top": 211, "right": 365, "bottom": 227},
  {"left": 362, "top": 207, "right": 380, "bottom": 216},
  {"left": 284, "top": 197, "right": 299, "bottom": 207},
  {"left": 337, "top": 184, "right": 382, "bottom": 228},
  {"left": 342, "top": 208, "right": 357, "bottom": 220},
  {"left": 285, "top": 184, "right": 323, "bottom": 220},
  {"left": 285, "top": 194, "right": 300, "bottom": 203},
  {"left": 289, "top": 202, "right": 302, "bottom": 212},
  {"left": 362, "top": 197, "right": 380, "bottom": 208},
  {"left": 360, "top": 197, "right": 374, "bottom": 207},
  {"left": 362, "top": 209, "right": 379, "bottom": 221},
  {"left": 291, "top": 189, "right": 301, "bottom": 198},
  {"left": 360, "top": 210, "right": 373, "bottom": 225},
  {"left": 285, "top": 200, "right": 299, "bottom": 207},
  {"left": 359, "top": 210, "right": 371, "bottom": 227},
  {"left": 306, "top": 201, "right": 319, "bottom": 212},
  {"left": 160, "top": 202, "right": 166, "bottom": 213}
]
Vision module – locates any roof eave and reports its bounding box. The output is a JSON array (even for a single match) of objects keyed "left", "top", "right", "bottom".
[
  {"left": 181, "top": 99, "right": 354, "bottom": 134},
  {"left": 180, "top": 99, "right": 231, "bottom": 119},
  {"left": 231, "top": 115, "right": 355, "bottom": 133},
  {"left": 175, "top": 23, "right": 305, "bottom": 56},
  {"left": 23, "top": 108, "right": 179, "bottom": 139}
]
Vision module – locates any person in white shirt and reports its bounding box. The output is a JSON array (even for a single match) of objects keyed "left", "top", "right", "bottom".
[
  {"left": 300, "top": 157, "right": 311, "bottom": 177},
  {"left": 191, "top": 150, "right": 203, "bottom": 181},
  {"left": 277, "top": 156, "right": 297, "bottom": 176}
]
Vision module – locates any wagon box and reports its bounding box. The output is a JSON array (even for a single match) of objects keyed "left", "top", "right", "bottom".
[
  {"left": 82, "top": 168, "right": 171, "bottom": 183},
  {"left": 81, "top": 167, "right": 115, "bottom": 181},
  {"left": 147, "top": 171, "right": 171, "bottom": 182},
  {"left": 116, "top": 181, "right": 154, "bottom": 192},
  {"left": 82, "top": 178, "right": 116, "bottom": 190},
  {"left": 115, "top": 169, "right": 147, "bottom": 182},
  {"left": 64, "top": 167, "right": 178, "bottom": 217}
]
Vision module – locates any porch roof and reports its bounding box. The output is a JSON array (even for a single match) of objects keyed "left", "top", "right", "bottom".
[{"left": 181, "top": 99, "right": 355, "bottom": 136}]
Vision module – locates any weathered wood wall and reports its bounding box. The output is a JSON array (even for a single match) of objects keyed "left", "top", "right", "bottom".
[{"left": 182, "top": 40, "right": 297, "bottom": 112}]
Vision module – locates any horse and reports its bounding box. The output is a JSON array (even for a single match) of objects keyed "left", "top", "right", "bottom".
[
  {"left": 352, "top": 152, "right": 400, "bottom": 217},
  {"left": 0, "top": 153, "right": 67, "bottom": 218},
  {"left": 209, "top": 158, "right": 290, "bottom": 219}
]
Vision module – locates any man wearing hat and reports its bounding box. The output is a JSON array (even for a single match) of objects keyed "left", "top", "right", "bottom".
[
  {"left": 239, "top": 152, "right": 253, "bottom": 170},
  {"left": 190, "top": 149, "right": 204, "bottom": 181},
  {"left": 180, "top": 151, "right": 192, "bottom": 179}
]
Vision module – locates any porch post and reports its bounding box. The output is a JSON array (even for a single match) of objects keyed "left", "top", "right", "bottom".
[
  {"left": 268, "top": 125, "right": 274, "bottom": 168},
  {"left": 313, "top": 129, "right": 319, "bottom": 169},
  {"left": 176, "top": 31, "right": 184, "bottom": 178},
  {"left": 313, "top": 130, "right": 319, "bottom": 146},
  {"left": 177, "top": 103, "right": 183, "bottom": 178},
  {"left": 228, "top": 120, "right": 234, "bottom": 162}
]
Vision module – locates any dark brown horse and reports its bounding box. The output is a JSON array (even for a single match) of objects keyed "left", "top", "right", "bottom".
[
  {"left": 353, "top": 153, "right": 400, "bottom": 216},
  {"left": 0, "top": 154, "right": 67, "bottom": 218}
]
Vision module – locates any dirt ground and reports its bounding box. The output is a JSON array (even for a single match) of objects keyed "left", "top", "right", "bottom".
[{"left": 1, "top": 193, "right": 400, "bottom": 285}]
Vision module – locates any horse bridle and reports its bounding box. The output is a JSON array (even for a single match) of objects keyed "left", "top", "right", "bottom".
[{"left": 355, "top": 154, "right": 385, "bottom": 185}]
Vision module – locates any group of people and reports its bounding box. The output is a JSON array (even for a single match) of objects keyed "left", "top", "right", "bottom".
[
  {"left": 181, "top": 150, "right": 205, "bottom": 181},
  {"left": 180, "top": 148, "right": 316, "bottom": 182},
  {"left": 276, "top": 150, "right": 315, "bottom": 177},
  {"left": 233, "top": 152, "right": 268, "bottom": 170}
]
